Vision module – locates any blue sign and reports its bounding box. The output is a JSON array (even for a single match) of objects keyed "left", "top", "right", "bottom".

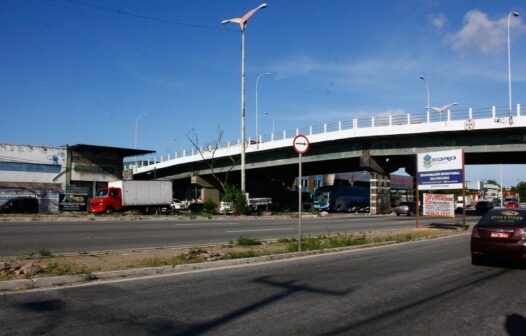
[{"left": 418, "top": 169, "right": 463, "bottom": 185}]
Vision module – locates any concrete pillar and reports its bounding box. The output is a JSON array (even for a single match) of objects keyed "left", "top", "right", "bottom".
[{"left": 369, "top": 172, "right": 391, "bottom": 215}]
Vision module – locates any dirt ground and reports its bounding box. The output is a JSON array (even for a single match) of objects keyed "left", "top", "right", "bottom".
[{"left": 0, "top": 227, "right": 465, "bottom": 281}]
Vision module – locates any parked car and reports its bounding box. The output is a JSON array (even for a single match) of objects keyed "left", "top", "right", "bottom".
[
  {"left": 219, "top": 201, "right": 234, "bottom": 214},
  {"left": 171, "top": 199, "right": 182, "bottom": 211},
  {"left": 0, "top": 197, "right": 39, "bottom": 214},
  {"left": 471, "top": 208, "right": 526, "bottom": 266},
  {"left": 395, "top": 201, "right": 419, "bottom": 216},
  {"left": 475, "top": 201, "right": 495, "bottom": 212}
]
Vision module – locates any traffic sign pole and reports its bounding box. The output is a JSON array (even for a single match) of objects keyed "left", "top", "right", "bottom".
[
  {"left": 298, "top": 152, "right": 302, "bottom": 252},
  {"left": 292, "top": 134, "right": 310, "bottom": 252}
]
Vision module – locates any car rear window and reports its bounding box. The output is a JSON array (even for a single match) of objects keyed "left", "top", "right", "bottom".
[{"left": 478, "top": 210, "right": 526, "bottom": 226}]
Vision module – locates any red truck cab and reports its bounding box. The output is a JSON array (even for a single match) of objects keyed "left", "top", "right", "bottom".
[{"left": 89, "top": 187, "right": 122, "bottom": 214}]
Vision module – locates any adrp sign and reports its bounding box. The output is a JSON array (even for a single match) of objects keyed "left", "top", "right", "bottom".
[{"left": 417, "top": 149, "right": 463, "bottom": 190}]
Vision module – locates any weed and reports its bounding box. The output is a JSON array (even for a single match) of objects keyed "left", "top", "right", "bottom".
[
  {"left": 223, "top": 250, "right": 260, "bottom": 259},
  {"left": 277, "top": 238, "right": 290, "bottom": 243},
  {"left": 38, "top": 248, "right": 53, "bottom": 257},
  {"left": 237, "top": 236, "right": 261, "bottom": 246},
  {"left": 45, "top": 262, "right": 72, "bottom": 276},
  {"left": 84, "top": 273, "right": 97, "bottom": 281},
  {"left": 143, "top": 257, "right": 169, "bottom": 267}
]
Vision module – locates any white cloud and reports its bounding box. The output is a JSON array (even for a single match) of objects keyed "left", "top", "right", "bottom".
[
  {"left": 430, "top": 13, "right": 447, "bottom": 30},
  {"left": 449, "top": 9, "right": 525, "bottom": 54},
  {"left": 270, "top": 55, "right": 419, "bottom": 86}
]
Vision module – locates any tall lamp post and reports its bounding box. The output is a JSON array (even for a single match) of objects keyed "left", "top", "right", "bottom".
[
  {"left": 419, "top": 76, "right": 430, "bottom": 119},
  {"left": 507, "top": 11, "right": 520, "bottom": 123},
  {"left": 256, "top": 72, "right": 271, "bottom": 142},
  {"left": 222, "top": 3, "right": 268, "bottom": 193},
  {"left": 264, "top": 111, "right": 275, "bottom": 135}
]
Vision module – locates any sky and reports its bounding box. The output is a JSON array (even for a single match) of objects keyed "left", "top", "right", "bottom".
[{"left": 0, "top": 0, "right": 525, "bottom": 187}]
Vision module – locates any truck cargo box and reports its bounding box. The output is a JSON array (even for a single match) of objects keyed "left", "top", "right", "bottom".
[{"left": 108, "top": 181, "right": 172, "bottom": 206}]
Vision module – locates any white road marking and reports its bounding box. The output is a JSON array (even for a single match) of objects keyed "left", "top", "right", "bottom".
[{"left": 226, "top": 228, "right": 293, "bottom": 233}]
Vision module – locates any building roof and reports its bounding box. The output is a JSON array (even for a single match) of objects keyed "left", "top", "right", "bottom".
[{"left": 68, "top": 144, "right": 155, "bottom": 157}]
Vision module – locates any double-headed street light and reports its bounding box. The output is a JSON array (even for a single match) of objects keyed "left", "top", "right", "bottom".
[
  {"left": 431, "top": 102, "right": 458, "bottom": 122},
  {"left": 256, "top": 72, "right": 271, "bottom": 142},
  {"left": 507, "top": 11, "right": 520, "bottom": 123},
  {"left": 222, "top": 3, "right": 268, "bottom": 193}
]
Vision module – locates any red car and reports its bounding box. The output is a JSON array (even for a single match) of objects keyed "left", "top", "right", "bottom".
[
  {"left": 506, "top": 201, "right": 519, "bottom": 208},
  {"left": 471, "top": 209, "right": 526, "bottom": 266}
]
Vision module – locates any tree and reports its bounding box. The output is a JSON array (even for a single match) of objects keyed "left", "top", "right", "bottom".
[
  {"left": 510, "top": 181, "right": 526, "bottom": 202},
  {"left": 186, "top": 126, "right": 241, "bottom": 192}
]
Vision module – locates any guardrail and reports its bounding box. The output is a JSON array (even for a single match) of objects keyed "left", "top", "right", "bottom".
[{"left": 127, "top": 104, "right": 522, "bottom": 171}]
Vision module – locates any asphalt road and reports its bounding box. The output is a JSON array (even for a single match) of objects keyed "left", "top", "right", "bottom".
[
  {"left": 0, "top": 215, "right": 479, "bottom": 256},
  {"left": 2, "top": 233, "right": 524, "bottom": 335}
]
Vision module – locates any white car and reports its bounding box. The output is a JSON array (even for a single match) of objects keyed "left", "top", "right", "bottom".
[
  {"left": 219, "top": 201, "right": 234, "bottom": 214},
  {"left": 171, "top": 199, "right": 182, "bottom": 211}
]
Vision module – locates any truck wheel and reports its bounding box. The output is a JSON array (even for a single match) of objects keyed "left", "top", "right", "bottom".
[{"left": 105, "top": 207, "right": 113, "bottom": 215}]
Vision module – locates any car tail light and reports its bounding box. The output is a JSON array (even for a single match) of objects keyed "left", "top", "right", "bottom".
[{"left": 472, "top": 227, "right": 480, "bottom": 238}]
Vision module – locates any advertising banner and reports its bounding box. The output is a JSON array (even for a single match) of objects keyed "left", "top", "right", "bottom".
[
  {"left": 417, "top": 149, "right": 463, "bottom": 190},
  {"left": 423, "top": 193, "right": 455, "bottom": 217},
  {"left": 59, "top": 194, "right": 88, "bottom": 212}
]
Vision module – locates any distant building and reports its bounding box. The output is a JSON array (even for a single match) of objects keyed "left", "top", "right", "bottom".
[{"left": 0, "top": 142, "right": 153, "bottom": 212}]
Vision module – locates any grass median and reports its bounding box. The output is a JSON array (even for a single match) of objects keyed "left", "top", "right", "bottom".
[{"left": 0, "top": 227, "right": 465, "bottom": 282}]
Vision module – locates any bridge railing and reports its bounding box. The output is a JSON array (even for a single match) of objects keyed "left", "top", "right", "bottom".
[{"left": 131, "top": 104, "right": 521, "bottom": 171}]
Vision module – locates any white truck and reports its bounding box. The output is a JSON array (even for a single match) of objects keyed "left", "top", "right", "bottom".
[{"left": 89, "top": 180, "right": 173, "bottom": 214}]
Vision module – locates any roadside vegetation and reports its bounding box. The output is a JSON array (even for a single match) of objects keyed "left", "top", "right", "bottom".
[{"left": 0, "top": 227, "right": 464, "bottom": 282}]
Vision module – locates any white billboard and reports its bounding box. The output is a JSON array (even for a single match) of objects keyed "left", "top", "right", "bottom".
[{"left": 417, "top": 149, "right": 463, "bottom": 190}]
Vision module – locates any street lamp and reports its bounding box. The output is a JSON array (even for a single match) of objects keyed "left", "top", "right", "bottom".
[
  {"left": 507, "top": 11, "right": 520, "bottom": 124},
  {"left": 256, "top": 72, "right": 271, "bottom": 142},
  {"left": 222, "top": 3, "right": 268, "bottom": 193},
  {"left": 134, "top": 113, "right": 148, "bottom": 149},
  {"left": 419, "top": 76, "right": 430, "bottom": 117},
  {"left": 264, "top": 111, "right": 275, "bottom": 135},
  {"left": 431, "top": 102, "right": 458, "bottom": 122}
]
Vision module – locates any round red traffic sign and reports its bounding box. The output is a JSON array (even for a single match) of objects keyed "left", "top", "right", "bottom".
[{"left": 292, "top": 134, "right": 310, "bottom": 154}]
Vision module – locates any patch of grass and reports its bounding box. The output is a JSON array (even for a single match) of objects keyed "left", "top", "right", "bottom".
[
  {"left": 237, "top": 236, "right": 262, "bottom": 246},
  {"left": 38, "top": 248, "right": 53, "bottom": 257},
  {"left": 143, "top": 257, "right": 170, "bottom": 267},
  {"left": 84, "top": 273, "right": 97, "bottom": 281},
  {"left": 222, "top": 250, "right": 261, "bottom": 259},
  {"left": 277, "top": 238, "right": 290, "bottom": 243},
  {"left": 284, "top": 231, "right": 422, "bottom": 252},
  {"left": 44, "top": 262, "right": 73, "bottom": 276}
]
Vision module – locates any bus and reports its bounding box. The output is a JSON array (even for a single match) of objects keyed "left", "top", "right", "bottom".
[{"left": 313, "top": 185, "right": 370, "bottom": 212}]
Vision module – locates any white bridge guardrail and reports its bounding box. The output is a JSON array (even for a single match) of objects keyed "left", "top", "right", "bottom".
[{"left": 132, "top": 104, "right": 522, "bottom": 174}]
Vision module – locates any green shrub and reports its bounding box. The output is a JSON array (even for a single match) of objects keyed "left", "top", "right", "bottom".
[
  {"left": 38, "top": 248, "right": 53, "bottom": 257},
  {"left": 237, "top": 236, "right": 261, "bottom": 246},
  {"left": 202, "top": 200, "right": 216, "bottom": 214},
  {"left": 222, "top": 184, "right": 247, "bottom": 214}
]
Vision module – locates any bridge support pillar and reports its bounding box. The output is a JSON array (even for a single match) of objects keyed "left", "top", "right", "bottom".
[
  {"left": 369, "top": 173, "right": 391, "bottom": 215},
  {"left": 191, "top": 175, "right": 220, "bottom": 205}
]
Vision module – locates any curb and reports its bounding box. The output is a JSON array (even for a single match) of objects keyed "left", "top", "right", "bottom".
[{"left": 0, "top": 234, "right": 467, "bottom": 293}]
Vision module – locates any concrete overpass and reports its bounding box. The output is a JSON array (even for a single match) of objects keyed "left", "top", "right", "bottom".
[{"left": 132, "top": 105, "right": 526, "bottom": 213}]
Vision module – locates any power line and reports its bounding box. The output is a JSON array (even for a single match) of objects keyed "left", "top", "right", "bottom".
[{"left": 63, "top": 0, "right": 235, "bottom": 33}]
